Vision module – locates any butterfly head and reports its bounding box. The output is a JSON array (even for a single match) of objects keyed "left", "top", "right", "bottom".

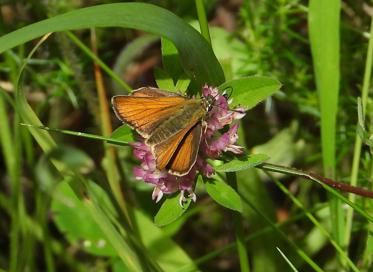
[
  {"left": 201, "top": 95, "right": 215, "bottom": 112},
  {"left": 201, "top": 87, "right": 230, "bottom": 113}
]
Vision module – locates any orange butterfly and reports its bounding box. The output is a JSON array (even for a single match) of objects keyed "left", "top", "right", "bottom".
[{"left": 112, "top": 87, "right": 212, "bottom": 176}]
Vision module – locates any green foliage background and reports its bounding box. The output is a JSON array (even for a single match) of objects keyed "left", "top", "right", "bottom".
[{"left": 0, "top": 1, "right": 372, "bottom": 271}]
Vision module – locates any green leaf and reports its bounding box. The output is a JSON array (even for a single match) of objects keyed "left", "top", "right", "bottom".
[
  {"left": 175, "top": 78, "right": 191, "bottom": 92},
  {"left": 161, "top": 37, "right": 184, "bottom": 82},
  {"left": 253, "top": 126, "right": 299, "bottom": 179},
  {"left": 110, "top": 125, "right": 134, "bottom": 143},
  {"left": 154, "top": 193, "right": 191, "bottom": 227},
  {"left": 215, "top": 154, "right": 269, "bottom": 172},
  {"left": 209, "top": 26, "right": 247, "bottom": 79},
  {"left": 154, "top": 67, "right": 176, "bottom": 91},
  {"left": 52, "top": 181, "right": 117, "bottom": 256},
  {"left": 16, "top": 34, "right": 142, "bottom": 271},
  {"left": 137, "top": 210, "right": 197, "bottom": 271},
  {"left": 0, "top": 3, "right": 224, "bottom": 87},
  {"left": 309, "top": 0, "right": 343, "bottom": 252},
  {"left": 36, "top": 145, "right": 94, "bottom": 191},
  {"left": 205, "top": 176, "right": 242, "bottom": 212},
  {"left": 49, "top": 145, "right": 94, "bottom": 173},
  {"left": 218, "top": 77, "right": 281, "bottom": 109}
]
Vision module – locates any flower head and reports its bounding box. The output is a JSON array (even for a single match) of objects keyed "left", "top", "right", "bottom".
[{"left": 131, "top": 85, "right": 246, "bottom": 203}]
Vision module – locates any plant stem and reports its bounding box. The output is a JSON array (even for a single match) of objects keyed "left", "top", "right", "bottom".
[
  {"left": 344, "top": 13, "right": 373, "bottom": 248},
  {"left": 90, "top": 29, "right": 132, "bottom": 227},
  {"left": 258, "top": 163, "right": 373, "bottom": 198},
  {"left": 226, "top": 172, "right": 250, "bottom": 272},
  {"left": 2, "top": 52, "right": 24, "bottom": 272},
  {"left": 195, "top": 0, "right": 211, "bottom": 44},
  {"left": 239, "top": 192, "right": 323, "bottom": 272},
  {"left": 67, "top": 31, "right": 131, "bottom": 92},
  {"left": 268, "top": 174, "right": 359, "bottom": 272},
  {"left": 19, "top": 123, "right": 129, "bottom": 146},
  {"left": 256, "top": 163, "right": 373, "bottom": 222},
  {"left": 179, "top": 203, "right": 327, "bottom": 272}
]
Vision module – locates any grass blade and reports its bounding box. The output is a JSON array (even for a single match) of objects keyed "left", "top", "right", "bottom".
[
  {"left": 308, "top": 0, "right": 344, "bottom": 256},
  {"left": 270, "top": 175, "right": 359, "bottom": 272},
  {"left": 276, "top": 247, "right": 299, "bottom": 272},
  {"left": 14, "top": 33, "right": 144, "bottom": 271},
  {"left": 0, "top": 3, "right": 224, "bottom": 87}
]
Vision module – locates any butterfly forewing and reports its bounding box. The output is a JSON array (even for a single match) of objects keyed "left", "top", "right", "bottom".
[
  {"left": 112, "top": 94, "right": 187, "bottom": 137},
  {"left": 131, "top": 87, "right": 184, "bottom": 97}
]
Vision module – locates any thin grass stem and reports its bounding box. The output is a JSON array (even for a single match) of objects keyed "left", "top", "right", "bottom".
[
  {"left": 179, "top": 203, "right": 328, "bottom": 272},
  {"left": 66, "top": 31, "right": 131, "bottom": 92},
  {"left": 90, "top": 28, "right": 133, "bottom": 228},
  {"left": 257, "top": 163, "right": 373, "bottom": 222},
  {"left": 345, "top": 13, "right": 373, "bottom": 247},
  {"left": 268, "top": 173, "right": 360, "bottom": 272}
]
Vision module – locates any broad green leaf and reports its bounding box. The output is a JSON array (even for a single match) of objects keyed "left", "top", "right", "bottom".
[
  {"left": 215, "top": 154, "right": 269, "bottom": 172},
  {"left": 0, "top": 3, "right": 224, "bottom": 87},
  {"left": 161, "top": 37, "right": 184, "bottom": 83},
  {"left": 218, "top": 77, "right": 281, "bottom": 109},
  {"left": 160, "top": 37, "right": 190, "bottom": 92},
  {"left": 53, "top": 180, "right": 196, "bottom": 271},
  {"left": 48, "top": 145, "right": 94, "bottom": 173},
  {"left": 204, "top": 176, "right": 242, "bottom": 212},
  {"left": 154, "top": 193, "right": 191, "bottom": 227},
  {"left": 137, "top": 210, "right": 197, "bottom": 271},
  {"left": 175, "top": 78, "right": 191, "bottom": 92},
  {"left": 154, "top": 67, "right": 176, "bottom": 91},
  {"left": 253, "top": 126, "right": 301, "bottom": 179},
  {"left": 110, "top": 125, "right": 134, "bottom": 143},
  {"left": 52, "top": 181, "right": 117, "bottom": 256},
  {"left": 36, "top": 145, "right": 94, "bottom": 191}
]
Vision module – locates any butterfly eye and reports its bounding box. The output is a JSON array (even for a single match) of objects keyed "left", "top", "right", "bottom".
[
  {"left": 207, "top": 103, "right": 213, "bottom": 112},
  {"left": 222, "top": 86, "right": 233, "bottom": 101}
]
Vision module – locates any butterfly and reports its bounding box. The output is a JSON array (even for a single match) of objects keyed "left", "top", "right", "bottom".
[{"left": 112, "top": 87, "right": 213, "bottom": 176}]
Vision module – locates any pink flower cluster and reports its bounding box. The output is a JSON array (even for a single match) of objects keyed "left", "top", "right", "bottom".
[{"left": 131, "top": 86, "right": 246, "bottom": 204}]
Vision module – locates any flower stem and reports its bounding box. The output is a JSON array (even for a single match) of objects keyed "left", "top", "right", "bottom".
[
  {"left": 226, "top": 172, "right": 250, "bottom": 272},
  {"left": 345, "top": 13, "right": 373, "bottom": 248},
  {"left": 195, "top": 0, "right": 211, "bottom": 44},
  {"left": 256, "top": 163, "right": 373, "bottom": 222},
  {"left": 257, "top": 163, "right": 373, "bottom": 198}
]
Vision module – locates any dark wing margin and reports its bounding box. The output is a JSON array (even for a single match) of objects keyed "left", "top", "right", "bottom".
[
  {"left": 152, "top": 122, "right": 196, "bottom": 171},
  {"left": 131, "top": 87, "right": 184, "bottom": 97},
  {"left": 167, "top": 123, "right": 202, "bottom": 176}
]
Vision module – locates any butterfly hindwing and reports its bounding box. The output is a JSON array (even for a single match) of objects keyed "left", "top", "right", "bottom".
[
  {"left": 152, "top": 121, "right": 195, "bottom": 170},
  {"left": 168, "top": 123, "right": 202, "bottom": 175}
]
